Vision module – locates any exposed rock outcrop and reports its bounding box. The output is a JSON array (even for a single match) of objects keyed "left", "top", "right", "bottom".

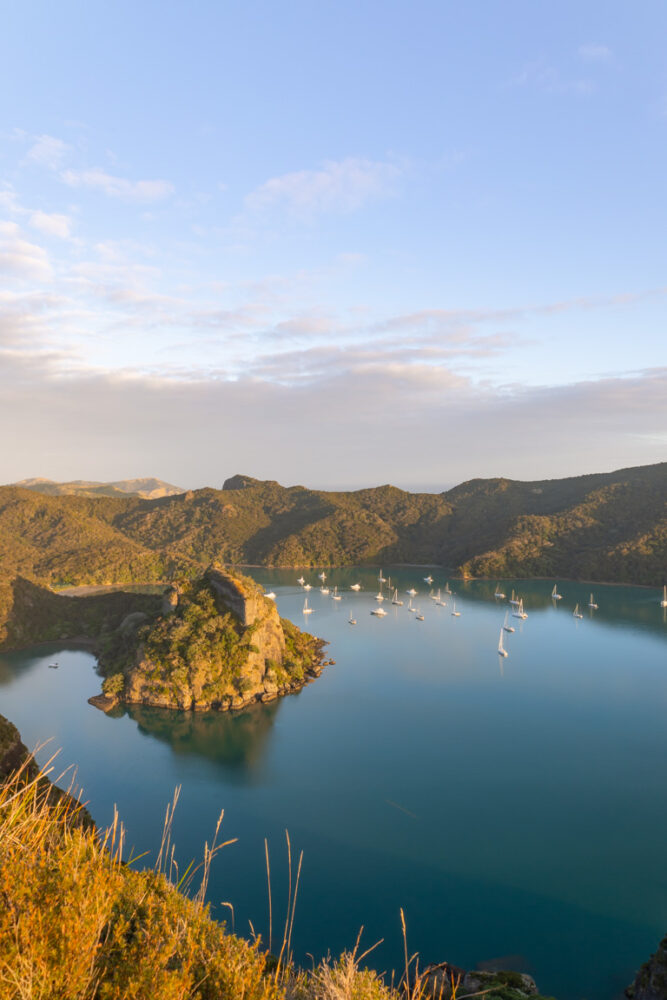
[
  {"left": 0, "top": 714, "right": 92, "bottom": 827},
  {"left": 628, "top": 935, "right": 667, "bottom": 1000},
  {"left": 96, "top": 567, "right": 326, "bottom": 714}
]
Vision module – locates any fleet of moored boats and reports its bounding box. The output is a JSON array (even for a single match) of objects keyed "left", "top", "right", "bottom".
[{"left": 259, "top": 575, "right": 667, "bottom": 660}]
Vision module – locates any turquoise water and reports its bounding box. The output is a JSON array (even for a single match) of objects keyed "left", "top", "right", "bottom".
[{"left": 1, "top": 570, "right": 666, "bottom": 1000}]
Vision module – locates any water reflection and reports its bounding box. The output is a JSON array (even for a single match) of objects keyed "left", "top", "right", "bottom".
[{"left": 123, "top": 700, "right": 282, "bottom": 781}]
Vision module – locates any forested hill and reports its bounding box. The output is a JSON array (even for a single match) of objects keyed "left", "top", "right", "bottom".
[{"left": 0, "top": 463, "right": 664, "bottom": 602}]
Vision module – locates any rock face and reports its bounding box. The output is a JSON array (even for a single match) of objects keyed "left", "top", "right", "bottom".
[
  {"left": 0, "top": 715, "right": 28, "bottom": 782},
  {"left": 102, "top": 567, "right": 325, "bottom": 713},
  {"left": 628, "top": 936, "right": 667, "bottom": 1000},
  {"left": 0, "top": 713, "right": 93, "bottom": 827}
]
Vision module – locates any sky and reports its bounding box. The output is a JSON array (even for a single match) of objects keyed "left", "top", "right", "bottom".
[{"left": 1, "top": 0, "right": 665, "bottom": 492}]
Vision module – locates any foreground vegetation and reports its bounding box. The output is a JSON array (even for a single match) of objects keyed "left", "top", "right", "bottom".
[{"left": 0, "top": 728, "right": 561, "bottom": 1000}]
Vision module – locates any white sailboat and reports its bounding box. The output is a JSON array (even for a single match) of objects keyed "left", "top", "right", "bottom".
[
  {"left": 378, "top": 569, "right": 387, "bottom": 582},
  {"left": 348, "top": 615, "right": 357, "bottom": 625},
  {"left": 588, "top": 593, "right": 598, "bottom": 609},
  {"left": 371, "top": 605, "right": 387, "bottom": 616},
  {"left": 303, "top": 598, "right": 313, "bottom": 615},
  {"left": 494, "top": 583, "right": 506, "bottom": 599},
  {"left": 303, "top": 583, "right": 312, "bottom": 591},
  {"left": 451, "top": 602, "right": 461, "bottom": 616},
  {"left": 320, "top": 585, "right": 330, "bottom": 595},
  {"left": 661, "top": 586, "right": 667, "bottom": 608},
  {"left": 431, "top": 588, "right": 441, "bottom": 602},
  {"left": 375, "top": 588, "right": 385, "bottom": 602},
  {"left": 406, "top": 587, "right": 417, "bottom": 596},
  {"left": 573, "top": 603, "right": 583, "bottom": 619},
  {"left": 407, "top": 597, "right": 417, "bottom": 612},
  {"left": 350, "top": 583, "right": 361, "bottom": 591},
  {"left": 512, "top": 599, "right": 528, "bottom": 620},
  {"left": 551, "top": 584, "right": 562, "bottom": 600},
  {"left": 318, "top": 571, "right": 327, "bottom": 582},
  {"left": 444, "top": 582, "right": 452, "bottom": 595},
  {"left": 498, "top": 627, "right": 508, "bottom": 657},
  {"left": 297, "top": 576, "right": 305, "bottom": 585},
  {"left": 423, "top": 574, "right": 433, "bottom": 584},
  {"left": 509, "top": 589, "right": 520, "bottom": 606},
  {"left": 503, "top": 610, "right": 515, "bottom": 633},
  {"left": 416, "top": 610, "right": 425, "bottom": 621},
  {"left": 331, "top": 586, "right": 341, "bottom": 600},
  {"left": 264, "top": 591, "right": 276, "bottom": 600},
  {"left": 391, "top": 588, "right": 404, "bottom": 606}
]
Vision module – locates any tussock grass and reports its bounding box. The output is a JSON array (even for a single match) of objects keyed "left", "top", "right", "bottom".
[{"left": 0, "top": 754, "right": 478, "bottom": 1000}]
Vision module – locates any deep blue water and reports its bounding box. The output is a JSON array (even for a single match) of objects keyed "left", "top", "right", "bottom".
[{"left": 1, "top": 570, "right": 665, "bottom": 1000}]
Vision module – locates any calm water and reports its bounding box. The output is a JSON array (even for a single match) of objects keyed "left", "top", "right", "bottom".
[{"left": 1, "top": 570, "right": 666, "bottom": 1000}]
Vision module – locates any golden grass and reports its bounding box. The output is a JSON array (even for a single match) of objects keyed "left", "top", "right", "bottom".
[{"left": 0, "top": 755, "right": 476, "bottom": 1000}]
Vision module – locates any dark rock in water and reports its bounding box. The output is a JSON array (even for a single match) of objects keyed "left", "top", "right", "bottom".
[
  {"left": 627, "top": 935, "right": 667, "bottom": 1000},
  {"left": 88, "top": 693, "right": 119, "bottom": 713},
  {"left": 419, "top": 961, "right": 542, "bottom": 999}
]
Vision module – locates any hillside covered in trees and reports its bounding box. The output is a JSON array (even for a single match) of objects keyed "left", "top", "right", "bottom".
[{"left": 0, "top": 462, "right": 664, "bottom": 643}]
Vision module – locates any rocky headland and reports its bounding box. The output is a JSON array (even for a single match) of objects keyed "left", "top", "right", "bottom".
[{"left": 92, "top": 567, "right": 328, "bottom": 713}]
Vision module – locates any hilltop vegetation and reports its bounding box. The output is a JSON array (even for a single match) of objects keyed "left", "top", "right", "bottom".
[
  {"left": 0, "top": 462, "right": 664, "bottom": 644},
  {"left": 97, "top": 569, "right": 326, "bottom": 713}
]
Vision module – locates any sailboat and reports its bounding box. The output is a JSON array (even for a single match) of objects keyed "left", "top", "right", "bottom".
[
  {"left": 512, "top": 599, "right": 528, "bottom": 620},
  {"left": 407, "top": 598, "right": 417, "bottom": 613},
  {"left": 378, "top": 569, "right": 387, "bottom": 583},
  {"left": 415, "top": 610, "right": 425, "bottom": 621},
  {"left": 297, "top": 576, "right": 305, "bottom": 585},
  {"left": 406, "top": 587, "right": 417, "bottom": 596},
  {"left": 348, "top": 611, "right": 357, "bottom": 624},
  {"left": 503, "top": 610, "right": 515, "bottom": 633},
  {"left": 303, "top": 583, "right": 312, "bottom": 591},
  {"left": 371, "top": 605, "right": 387, "bottom": 616},
  {"left": 423, "top": 574, "right": 433, "bottom": 584},
  {"left": 375, "top": 587, "right": 385, "bottom": 602},
  {"left": 391, "top": 588, "right": 404, "bottom": 606},
  {"left": 332, "top": 586, "right": 341, "bottom": 601},
  {"left": 451, "top": 602, "right": 461, "bottom": 617},
  {"left": 431, "top": 588, "right": 441, "bottom": 602},
  {"left": 498, "top": 627, "right": 508, "bottom": 657},
  {"left": 350, "top": 583, "right": 361, "bottom": 591},
  {"left": 444, "top": 582, "right": 452, "bottom": 595},
  {"left": 318, "top": 571, "right": 327, "bottom": 582},
  {"left": 509, "top": 589, "right": 520, "bottom": 606},
  {"left": 320, "top": 585, "right": 330, "bottom": 595},
  {"left": 494, "top": 583, "right": 506, "bottom": 599},
  {"left": 303, "top": 598, "right": 313, "bottom": 615},
  {"left": 264, "top": 591, "right": 276, "bottom": 600},
  {"left": 551, "top": 584, "right": 562, "bottom": 600},
  {"left": 573, "top": 604, "right": 583, "bottom": 619},
  {"left": 588, "top": 593, "right": 598, "bottom": 609},
  {"left": 661, "top": 586, "right": 667, "bottom": 608}
]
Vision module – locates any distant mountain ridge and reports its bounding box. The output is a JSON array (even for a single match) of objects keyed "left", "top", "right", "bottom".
[
  {"left": 9, "top": 477, "right": 185, "bottom": 499},
  {"left": 0, "top": 461, "right": 664, "bottom": 646}
]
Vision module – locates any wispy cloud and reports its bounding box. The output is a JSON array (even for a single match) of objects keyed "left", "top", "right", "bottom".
[
  {"left": 61, "top": 168, "right": 174, "bottom": 202},
  {"left": 578, "top": 43, "right": 612, "bottom": 62},
  {"left": 25, "top": 134, "right": 70, "bottom": 170},
  {"left": 513, "top": 59, "right": 594, "bottom": 96},
  {"left": 245, "top": 157, "right": 402, "bottom": 218},
  {"left": 0, "top": 222, "right": 52, "bottom": 281},
  {"left": 29, "top": 211, "right": 72, "bottom": 239}
]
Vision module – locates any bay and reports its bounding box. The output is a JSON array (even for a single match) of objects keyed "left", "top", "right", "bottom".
[{"left": 1, "top": 569, "right": 666, "bottom": 1000}]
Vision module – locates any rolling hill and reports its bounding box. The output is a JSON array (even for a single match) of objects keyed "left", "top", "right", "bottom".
[{"left": 0, "top": 461, "right": 664, "bottom": 646}]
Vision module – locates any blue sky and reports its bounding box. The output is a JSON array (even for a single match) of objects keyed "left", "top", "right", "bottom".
[{"left": 1, "top": 0, "right": 665, "bottom": 490}]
